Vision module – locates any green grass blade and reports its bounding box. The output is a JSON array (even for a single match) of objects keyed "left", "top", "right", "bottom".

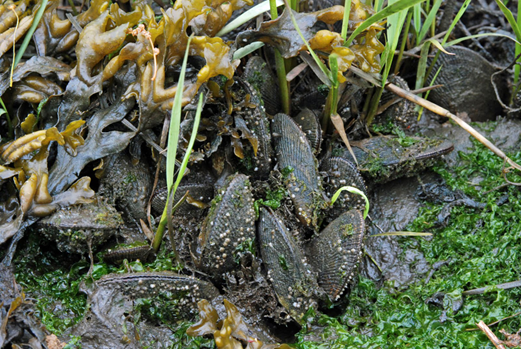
[
  {"left": 331, "top": 186, "right": 369, "bottom": 219},
  {"left": 281, "top": 0, "right": 332, "bottom": 81},
  {"left": 494, "top": 0, "right": 521, "bottom": 41},
  {"left": 340, "top": 0, "right": 352, "bottom": 41},
  {"left": 345, "top": 0, "right": 427, "bottom": 46},
  {"left": 153, "top": 35, "right": 193, "bottom": 252},
  {"left": 233, "top": 41, "right": 265, "bottom": 60},
  {"left": 441, "top": 0, "right": 471, "bottom": 45},
  {"left": 412, "top": 3, "right": 421, "bottom": 36},
  {"left": 380, "top": 2, "right": 408, "bottom": 86},
  {"left": 371, "top": 231, "right": 432, "bottom": 237},
  {"left": 13, "top": 0, "right": 48, "bottom": 68},
  {"left": 173, "top": 93, "right": 203, "bottom": 193},
  {"left": 414, "top": 40, "right": 430, "bottom": 94},
  {"left": 417, "top": 0, "right": 442, "bottom": 42},
  {"left": 216, "top": 0, "right": 284, "bottom": 37},
  {"left": 445, "top": 32, "right": 521, "bottom": 47}
]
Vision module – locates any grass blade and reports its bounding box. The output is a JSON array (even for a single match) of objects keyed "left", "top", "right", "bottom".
[
  {"left": 153, "top": 35, "right": 193, "bottom": 253},
  {"left": 445, "top": 32, "right": 521, "bottom": 47},
  {"left": 331, "top": 186, "right": 369, "bottom": 219},
  {"left": 233, "top": 41, "right": 265, "bottom": 60},
  {"left": 417, "top": 0, "right": 442, "bottom": 42},
  {"left": 13, "top": 0, "right": 48, "bottom": 68},
  {"left": 340, "top": 0, "right": 352, "bottom": 41},
  {"left": 216, "top": 0, "right": 284, "bottom": 37},
  {"left": 345, "top": 0, "right": 427, "bottom": 46},
  {"left": 371, "top": 231, "right": 432, "bottom": 237}
]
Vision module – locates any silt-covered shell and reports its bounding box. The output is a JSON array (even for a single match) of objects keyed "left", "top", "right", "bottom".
[
  {"left": 293, "top": 108, "right": 322, "bottom": 154},
  {"left": 37, "top": 201, "right": 123, "bottom": 254},
  {"left": 234, "top": 78, "right": 274, "bottom": 179},
  {"left": 426, "top": 46, "right": 507, "bottom": 121},
  {"left": 243, "top": 56, "right": 281, "bottom": 115},
  {"left": 192, "top": 173, "right": 256, "bottom": 280},
  {"left": 97, "top": 271, "right": 220, "bottom": 317},
  {"left": 340, "top": 136, "right": 454, "bottom": 183},
  {"left": 258, "top": 207, "right": 319, "bottom": 323},
  {"left": 151, "top": 170, "right": 215, "bottom": 216},
  {"left": 272, "top": 113, "right": 326, "bottom": 228},
  {"left": 306, "top": 209, "right": 365, "bottom": 301},
  {"left": 322, "top": 156, "right": 367, "bottom": 222}
]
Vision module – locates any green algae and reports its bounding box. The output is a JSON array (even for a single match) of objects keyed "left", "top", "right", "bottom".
[
  {"left": 294, "top": 138, "right": 521, "bottom": 348},
  {"left": 11, "top": 134, "right": 521, "bottom": 348}
]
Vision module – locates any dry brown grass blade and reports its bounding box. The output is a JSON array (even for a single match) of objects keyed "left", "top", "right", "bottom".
[
  {"left": 331, "top": 113, "right": 358, "bottom": 165},
  {"left": 384, "top": 82, "right": 521, "bottom": 173},
  {"left": 477, "top": 321, "right": 507, "bottom": 349}
]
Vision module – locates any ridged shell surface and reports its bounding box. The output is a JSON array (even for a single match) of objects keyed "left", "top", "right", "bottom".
[
  {"left": 193, "top": 173, "right": 256, "bottom": 279},
  {"left": 293, "top": 108, "right": 322, "bottom": 154},
  {"left": 97, "top": 271, "right": 220, "bottom": 314},
  {"left": 258, "top": 207, "right": 319, "bottom": 323},
  {"left": 243, "top": 56, "right": 281, "bottom": 115},
  {"left": 340, "top": 136, "right": 454, "bottom": 182},
  {"left": 151, "top": 171, "right": 215, "bottom": 216},
  {"left": 306, "top": 209, "right": 365, "bottom": 301},
  {"left": 322, "top": 157, "right": 367, "bottom": 222},
  {"left": 235, "top": 78, "right": 274, "bottom": 179},
  {"left": 427, "top": 46, "right": 506, "bottom": 121},
  {"left": 272, "top": 113, "right": 325, "bottom": 227}
]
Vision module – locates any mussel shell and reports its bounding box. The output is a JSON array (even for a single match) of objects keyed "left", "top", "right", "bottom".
[
  {"left": 258, "top": 207, "right": 319, "bottom": 323},
  {"left": 293, "top": 108, "right": 322, "bottom": 154},
  {"left": 272, "top": 113, "right": 326, "bottom": 228},
  {"left": 305, "top": 209, "right": 365, "bottom": 301},
  {"left": 37, "top": 201, "right": 123, "bottom": 254},
  {"left": 192, "top": 173, "right": 256, "bottom": 280},
  {"left": 97, "top": 271, "right": 220, "bottom": 305},
  {"left": 426, "top": 46, "right": 507, "bottom": 121},
  {"left": 375, "top": 75, "right": 416, "bottom": 133},
  {"left": 151, "top": 170, "right": 215, "bottom": 217},
  {"left": 243, "top": 56, "right": 281, "bottom": 115},
  {"left": 234, "top": 78, "right": 274, "bottom": 179},
  {"left": 322, "top": 156, "right": 367, "bottom": 222},
  {"left": 339, "top": 136, "right": 454, "bottom": 183}
]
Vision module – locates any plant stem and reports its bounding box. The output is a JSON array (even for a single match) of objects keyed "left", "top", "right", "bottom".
[
  {"left": 270, "top": 0, "right": 290, "bottom": 114},
  {"left": 341, "top": 0, "right": 352, "bottom": 41},
  {"left": 13, "top": 0, "right": 49, "bottom": 68},
  {"left": 0, "top": 97, "right": 13, "bottom": 139},
  {"left": 394, "top": 9, "right": 412, "bottom": 74},
  {"left": 365, "top": 86, "right": 384, "bottom": 127}
]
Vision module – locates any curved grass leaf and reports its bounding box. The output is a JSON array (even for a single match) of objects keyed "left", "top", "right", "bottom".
[
  {"left": 445, "top": 32, "right": 521, "bottom": 47},
  {"left": 345, "top": 0, "right": 427, "bottom": 46},
  {"left": 331, "top": 186, "right": 369, "bottom": 219},
  {"left": 217, "top": 0, "right": 284, "bottom": 37}
]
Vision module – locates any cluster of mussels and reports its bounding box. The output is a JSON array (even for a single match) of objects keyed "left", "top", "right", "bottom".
[{"left": 0, "top": 0, "right": 456, "bottom": 344}]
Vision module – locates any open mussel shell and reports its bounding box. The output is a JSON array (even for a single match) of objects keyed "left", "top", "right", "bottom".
[
  {"left": 305, "top": 210, "right": 365, "bottom": 301},
  {"left": 258, "top": 207, "right": 319, "bottom": 323},
  {"left": 339, "top": 136, "right": 454, "bottom": 183},
  {"left": 293, "top": 108, "right": 322, "bottom": 154},
  {"left": 192, "top": 173, "right": 256, "bottom": 280},
  {"left": 426, "top": 46, "right": 507, "bottom": 121},
  {"left": 272, "top": 113, "right": 325, "bottom": 228},
  {"left": 242, "top": 56, "right": 281, "bottom": 115},
  {"left": 322, "top": 156, "right": 367, "bottom": 222}
]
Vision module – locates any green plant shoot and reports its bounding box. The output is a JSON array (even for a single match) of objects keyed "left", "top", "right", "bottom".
[{"left": 331, "top": 186, "right": 370, "bottom": 219}]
